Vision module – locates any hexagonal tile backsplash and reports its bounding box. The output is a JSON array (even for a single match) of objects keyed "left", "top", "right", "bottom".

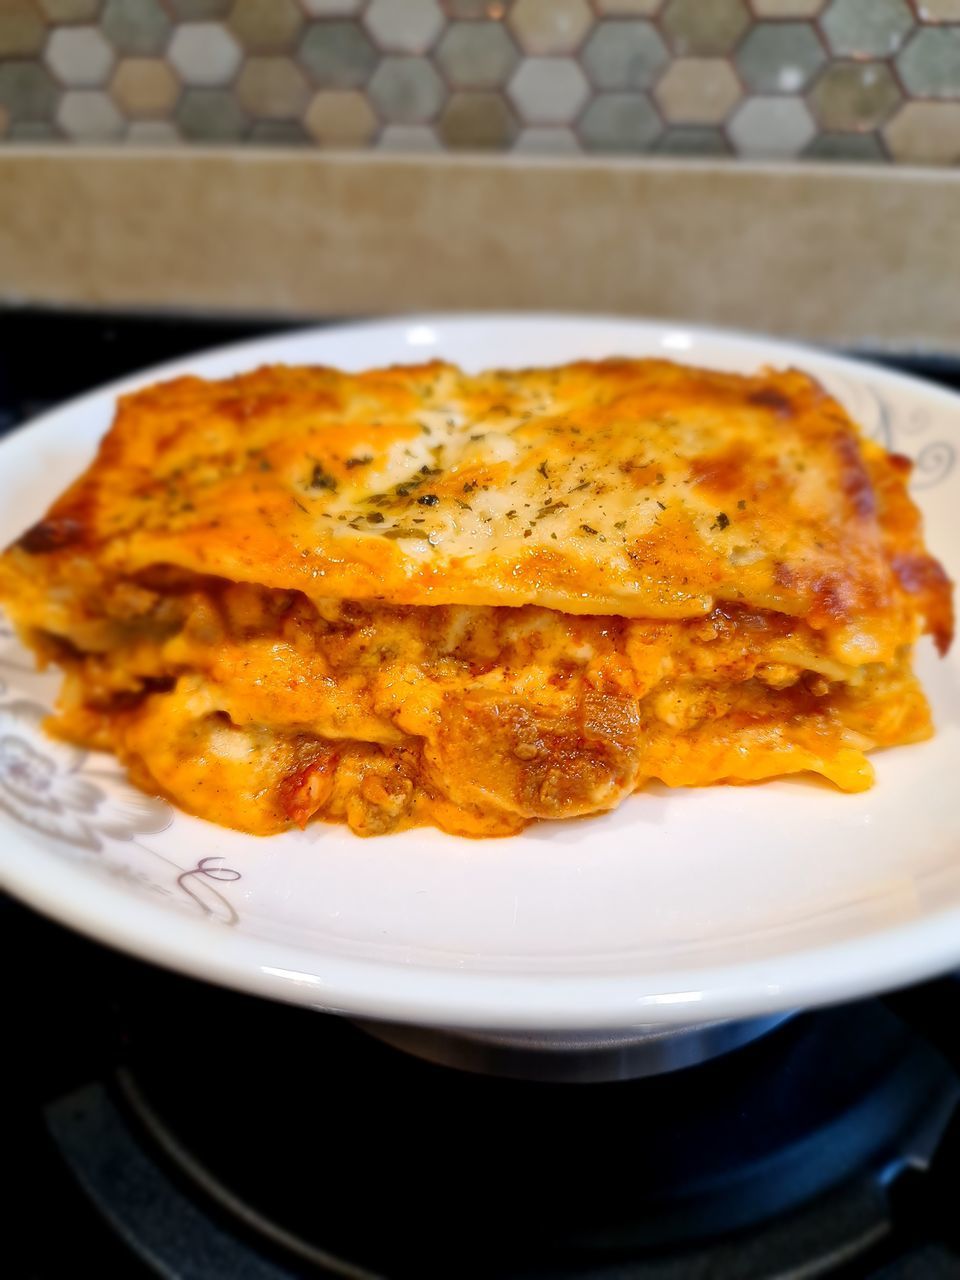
[{"left": 1, "top": 0, "right": 959, "bottom": 162}]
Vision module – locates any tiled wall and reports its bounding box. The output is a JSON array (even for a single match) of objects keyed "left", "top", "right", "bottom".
[{"left": 0, "top": 1, "right": 959, "bottom": 162}]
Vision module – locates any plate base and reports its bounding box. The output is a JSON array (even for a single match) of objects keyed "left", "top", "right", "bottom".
[{"left": 355, "top": 1013, "right": 795, "bottom": 1082}]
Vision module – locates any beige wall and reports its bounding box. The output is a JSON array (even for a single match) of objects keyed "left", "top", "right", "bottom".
[{"left": 2, "top": 149, "right": 959, "bottom": 350}]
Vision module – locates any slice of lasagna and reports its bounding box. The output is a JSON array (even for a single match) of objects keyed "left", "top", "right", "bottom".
[{"left": 0, "top": 359, "right": 952, "bottom": 838}]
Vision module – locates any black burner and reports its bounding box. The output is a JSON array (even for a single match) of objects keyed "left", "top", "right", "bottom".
[
  {"left": 6, "top": 894, "right": 960, "bottom": 1280},
  {"left": 109, "top": 975, "right": 959, "bottom": 1278},
  {"left": 4, "top": 308, "right": 960, "bottom": 1280}
]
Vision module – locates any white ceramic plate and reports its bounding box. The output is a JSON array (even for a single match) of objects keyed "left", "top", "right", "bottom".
[{"left": 1, "top": 315, "right": 958, "bottom": 1031}]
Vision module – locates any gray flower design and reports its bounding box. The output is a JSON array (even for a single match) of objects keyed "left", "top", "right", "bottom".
[
  {"left": 0, "top": 700, "right": 171, "bottom": 851},
  {"left": 912, "top": 440, "right": 956, "bottom": 490},
  {"left": 821, "top": 373, "right": 955, "bottom": 491}
]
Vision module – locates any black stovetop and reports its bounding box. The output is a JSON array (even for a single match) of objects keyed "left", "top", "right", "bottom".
[
  {"left": 7, "top": 890, "right": 960, "bottom": 1280},
  {"left": 3, "top": 309, "right": 960, "bottom": 1280}
]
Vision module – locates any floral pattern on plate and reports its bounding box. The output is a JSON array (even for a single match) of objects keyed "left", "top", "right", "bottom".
[
  {"left": 0, "top": 672, "right": 242, "bottom": 925},
  {"left": 0, "top": 699, "right": 171, "bottom": 851}
]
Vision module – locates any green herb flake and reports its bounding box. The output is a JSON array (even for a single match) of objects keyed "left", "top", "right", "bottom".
[
  {"left": 536, "top": 501, "right": 568, "bottom": 519},
  {"left": 309, "top": 463, "right": 338, "bottom": 492}
]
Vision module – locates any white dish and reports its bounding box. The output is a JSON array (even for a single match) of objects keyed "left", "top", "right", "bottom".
[{"left": 0, "top": 315, "right": 957, "bottom": 1031}]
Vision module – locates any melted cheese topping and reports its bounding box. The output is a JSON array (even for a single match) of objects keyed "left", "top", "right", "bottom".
[
  {"left": 0, "top": 358, "right": 952, "bottom": 838},
  {"left": 7, "top": 359, "right": 950, "bottom": 649}
]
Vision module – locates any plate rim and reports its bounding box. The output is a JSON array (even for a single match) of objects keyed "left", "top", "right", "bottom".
[
  {"left": 5, "top": 835, "right": 960, "bottom": 1029},
  {"left": 1, "top": 311, "right": 958, "bottom": 1030}
]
